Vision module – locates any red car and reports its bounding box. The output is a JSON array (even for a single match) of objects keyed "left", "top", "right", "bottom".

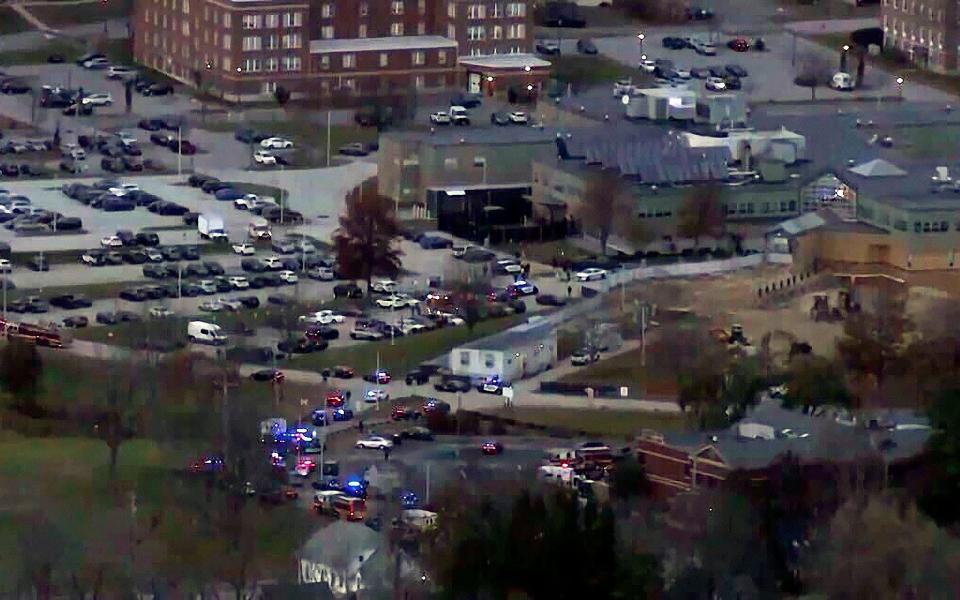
[
  {"left": 364, "top": 369, "right": 391, "bottom": 384},
  {"left": 481, "top": 441, "right": 503, "bottom": 455},
  {"left": 326, "top": 390, "right": 346, "bottom": 408},
  {"left": 728, "top": 38, "right": 749, "bottom": 52},
  {"left": 333, "top": 365, "right": 356, "bottom": 378},
  {"left": 392, "top": 406, "right": 418, "bottom": 421}
]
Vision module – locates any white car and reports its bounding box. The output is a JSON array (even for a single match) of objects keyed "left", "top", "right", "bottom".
[
  {"left": 355, "top": 435, "right": 393, "bottom": 449},
  {"left": 0, "top": 258, "right": 11, "bottom": 273},
  {"left": 198, "top": 280, "right": 218, "bottom": 294},
  {"left": 509, "top": 111, "right": 528, "bottom": 124},
  {"left": 100, "top": 235, "right": 123, "bottom": 248},
  {"left": 107, "top": 65, "right": 137, "bottom": 80},
  {"left": 149, "top": 306, "right": 174, "bottom": 318},
  {"left": 705, "top": 77, "right": 727, "bottom": 91},
  {"left": 639, "top": 59, "right": 656, "bottom": 73},
  {"left": 376, "top": 294, "right": 418, "bottom": 310},
  {"left": 115, "top": 131, "right": 137, "bottom": 144},
  {"left": 108, "top": 183, "right": 139, "bottom": 196},
  {"left": 260, "top": 137, "right": 294, "bottom": 149},
  {"left": 253, "top": 150, "right": 277, "bottom": 165},
  {"left": 674, "top": 67, "right": 691, "bottom": 80},
  {"left": 278, "top": 270, "right": 298, "bottom": 284},
  {"left": 82, "top": 93, "right": 113, "bottom": 106},
  {"left": 199, "top": 300, "right": 223, "bottom": 312},
  {"left": 295, "top": 240, "right": 317, "bottom": 254},
  {"left": 364, "top": 389, "right": 390, "bottom": 403},
  {"left": 232, "top": 242, "right": 255, "bottom": 255},
  {"left": 398, "top": 319, "right": 427, "bottom": 335},
  {"left": 83, "top": 57, "right": 110, "bottom": 69},
  {"left": 350, "top": 327, "right": 385, "bottom": 341},
  {"left": 576, "top": 267, "right": 608, "bottom": 282},
  {"left": 371, "top": 279, "right": 398, "bottom": 294},
  {"left": 218, "top": 298, "right": 243, "bottom": 311},
  {"left": 234, "top": 194, "right": 267, "bottom": 210},
  {"left": 263, "top": 256, "right": 283, "bottom": 270},
  {"left": 613, "top": 79, "right": 634, "bottom": 97},
  {"left": 299, "top": 310, "right": 344, "bottom": 325},
  {"left": 429, "top": 111, "right": 452, "bottom": 125},
  {"left": 227, "top": 276, "right": 250, "bottom": 289},
  {"left": 309, "top": 265, "right": 335, "bottom": 280},
  {"left": 68, "top": 147, "right": 86, "bottom": 160},
  {"left": 497, "top": 259, "right": 522, "bottom": 274}
]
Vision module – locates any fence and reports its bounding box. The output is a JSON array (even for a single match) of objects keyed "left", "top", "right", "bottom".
[{"left": 586, "top": 254, "right": 765, "bottom": 292}]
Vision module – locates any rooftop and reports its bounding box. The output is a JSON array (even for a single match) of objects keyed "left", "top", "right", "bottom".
[
  {"left": 383, "top": 125, "right": 560, "bottom": 146},
  {"left": 310, "top": 36, "right": 456, "bottom": 54},
  {"left": 464, "top": 315, "right": 558, "bottom": 351},
  {"left": 458, "top": 53, "right": 551, "bottom": 70}
]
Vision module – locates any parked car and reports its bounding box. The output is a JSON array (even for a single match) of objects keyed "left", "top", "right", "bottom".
[{"left": 576, "top": 38, "right": 598, "bottom": 54}]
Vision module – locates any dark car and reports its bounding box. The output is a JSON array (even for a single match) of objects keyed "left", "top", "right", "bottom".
[
  {"left": 62, "top": 315, "right": 88, "bottom": 328},
  {"left": 120, "top": 287, "right": 149, "bottom": 302},
  {"left": 182, "top": 246, "right": 200, "bottom": 260},
  {"left": 268, "top": 294, "right": 291, "bottom": 306},
  {"left": 306, "top": 325, "right": 340, "bottom": 341},
  {"left": 156, "top": 202, "right": 190, "bottom": 216},
  {"left": 332, "top": 365, "right": 356, "bottom": 378},
  {"left": 102, "top": 197, "right": 135, "bottom": 212},
  {"left": 0, "top": 79, "right": 30, "bottom": 94},
  {"left": 143, "top": 83, "right": 173, "bottom": 96},
  {"left": 201, "top": 178, "right": 228, "bottom": 193},
  {"left": 62, "top": 103, "right": 93, "bottom": 116},
  {"left": 150, "top": 132, "right": 173, "bottom": 146},
  {"left": 50, "top": 294, "right": 92, "bottom": 309},
  {"left": 123, "top": 250, "right": 149, "bottom": 264},
  {"left": 725, "top": 64, "right": 748, "bottom": 78},
  {"left": 251, "top": 368, "right": 285, "bottom": 383},
  {"left": 403, "top": 426, "right": 434, "bottom": 441},
  {"left": 204, "top": 261, "right": 225, "bottom": 276},
  {"left": 238, "top": 296, "right": 260, "bottom": 309},
  {"left": 184, "top": 262, "right": 208, "bottom": 278},
  {"left": 142, "top": 264, "right": 168, "bottom": 278},
  {"left": 450, "top": 93, "right": 482, "bottom": 108},
  {"left": 576, "top": 38, "right": 598, "bottom": 54},
  {"left": 662, "top": 36, "right": 687, "bottom": 49},
  {"left": 481, "top": 441, "right": 504, "bottom": 455},
  {"left": 723, "top": 76, "right": 742, "bottom": 90},
  {"left": 138, "top": 118, "right": 165, "bottom": 131},
  {"left": 333, "top": 283, "right": 363, "bottom": 299},
  {"left": 95, "top": 311, "right": 119, "bottom": 325},
  {"left": 434, "top": 377, "right": 471, "bottom": 393},
  {"left": 405, "top": 367, "right": 432, "bottom": 385},
  {"left": 535, "top": 293, "right": 567, "bottom": 306},
  {"left": 490, "top": 112, "right": 510, "bottom": 126},
  {"left": 101, "top": 157, "right": 125, "bottom": 173},
  {"left": 235, "top": 128, "right": 267, "bottom": 143},
  {"left": 727, "top": 38, "right": 750, "bottom": 52},
  {"left": 277, "top": 337, "right": 327, "bottom": 354},
  {"left": 0, "top": 164, "right": 19, "bottom": 177},
  {"left": 168, "top": 139, "right": 197, "bottom": 155}
]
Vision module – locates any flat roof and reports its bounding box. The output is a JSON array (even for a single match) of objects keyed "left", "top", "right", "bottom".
[
  {"left": 310, "top": 36, "right": 456, "bottom": 54},
  {"left": 458, "top": 53, "right": 551, "bottom": 70},
  {"left": 463, "top": 317, "right": 556, "bottom": 351},
  {"left": 383, "top": 125, "right": 559, "bottom": 146}
]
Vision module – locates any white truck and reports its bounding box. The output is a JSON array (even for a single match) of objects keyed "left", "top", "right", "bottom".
[
  {"left": 198, "top": 213, "right": 228, "bottom": 242},
  {"left": 248, "top": 216, "right": 272, "bottom": 240},
  {"left": 187, "top": 321, "right": 226, "bottom": 345}
]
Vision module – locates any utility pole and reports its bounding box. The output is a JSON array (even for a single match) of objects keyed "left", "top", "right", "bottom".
[
  {"left": 640, "top": 303, "right": 648, "bottom": 368},
  {"left": 425, "top": 463, "right": 431, "bottom": 504},
  {"left": 325, "top": 111, "right": 331, "bottom": 167},
  {"left": 176, "top": 125, "right": 182, "bottom": 177}
]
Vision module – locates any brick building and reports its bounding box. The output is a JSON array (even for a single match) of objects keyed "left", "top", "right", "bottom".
[
  {"left": 882, "top": 0, "right": 958, "bottom": 72},
  {"left": 132, "top": 0, "right": 545, "bottom": 102}
]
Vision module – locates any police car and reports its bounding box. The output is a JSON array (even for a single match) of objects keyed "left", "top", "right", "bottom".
[
  {"left": 506, "top": 279, "right": 538, "bottom": 297},
  {"left": 478, "top": 375, "right": 508, "bottom": 395}
]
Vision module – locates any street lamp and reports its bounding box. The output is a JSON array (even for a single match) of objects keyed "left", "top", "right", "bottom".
[
  {"left": 841, "top": 44, "right": 850, "bottom": 72},
  {"left": 637, "top": 32, "right": 645, "bottom": 58},
  {"left": 896, "top": 76, "right": 904, "bottom": 99}
]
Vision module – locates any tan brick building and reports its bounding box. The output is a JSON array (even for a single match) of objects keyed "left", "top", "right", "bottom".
[{"left": 882, "top": 0, "right": 958, "bottom": 72}]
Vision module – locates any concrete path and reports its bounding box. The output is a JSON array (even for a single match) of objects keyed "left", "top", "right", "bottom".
[
  {"left": 785, "top": 18, "right": 880, "bottom": 35},
  {"left": 0, "top": 17, "right": 129, "bottom": 53},
  {"left": 8, "top": 2, "right": 50, "bottom": 32}
]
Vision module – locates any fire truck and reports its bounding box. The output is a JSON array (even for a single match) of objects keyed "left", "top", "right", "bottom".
[{"left": 0, "top": 318, "right": 66, "bottom": 348}]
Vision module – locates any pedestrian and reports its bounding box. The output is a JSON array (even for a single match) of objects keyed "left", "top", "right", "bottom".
[
  {"left": 383, "top": 446, "right": 391, "bottom": 461},
  {"left": 567, "top": 285, "right": 572, "bottom": 298},
  {"left": 346, "top": 390, "right": 352, "bottom": 402},
  {"left": 358, "top": 420, "right": 364, "bottom": 433}
]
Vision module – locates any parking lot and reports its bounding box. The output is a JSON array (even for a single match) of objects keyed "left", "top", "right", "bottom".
[{"left": 543, "top": 29, "right": 954, "bottom": 104}]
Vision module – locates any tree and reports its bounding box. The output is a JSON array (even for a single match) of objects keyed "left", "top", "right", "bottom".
[
  {"left": 784, "top": 354, "right": 850, "bottom": 408},
  {"left": 794, "top": 52, "right": 832, "bottom": 100},
  {"left": 0, "top": 338, "right": 43, "bottom": 417},
  {"left": 810, "top": 493, "right": 960, "bottom": 598},
  {"left": 96, "top": 360, "right": 143, "bottom": 484},
  {"left": 611, "top": 457, "right": 650, "bottom": 500},
  {"left": 677, "top": 184, "right": 725, "bottom": 246},
  {"left": 273, "top": 85, "right": 291, "bottom": 106},
  {"left": 578, "top": 168, "right": 633, "bottom": 256},
  {"left": 920, "top": 388, "right": 960, "bottom": 525},
  {"left": 333, "top": 181, "right": 403, "bottom": 296}
]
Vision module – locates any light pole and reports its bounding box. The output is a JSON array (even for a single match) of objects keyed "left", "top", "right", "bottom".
[
  {"left": 896, "top": 76, "right": 904, "bottom": 99},
  {"left": 841, "top": 44, "right": 850, "bottom": 72},
  {"left": 235, "top": 66, "right": 242, "bottom": 105},
  {"left": 637, "top": 33, "right": 645, "bottom": 61}
]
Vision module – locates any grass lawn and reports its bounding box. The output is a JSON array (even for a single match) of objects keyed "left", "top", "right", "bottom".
[
  {"left": 199, "top": 120, "right": 378, "bottom": 167},
  {"left": 287, "top": 314, "right": 526, "bottom": 375},
  {"left": 8, "top": 279, "right": 134, "bottom": 302},
  {"left": 483, "top": 406, "right": 688, "bottom": 437},
  {"left": 558, "top": 346, "right": 679, "bottom": 396},
  {"left": 0, "top": 7, "right": 32, "bottom": 35},
  {"left": 549, "top": 54, "right": 647, "bottom": 87},
  {"left": 0, "top": 37, "right": 130, "bottom": 66},
  {"left": 497, "top": 239, "right": 595, "bottom": 266},
  {"left": 893, "top": 125, "right": 960, "bottom": 159},
  {"left": 28, "top": 0, "right": 132, "bottom": 28}
]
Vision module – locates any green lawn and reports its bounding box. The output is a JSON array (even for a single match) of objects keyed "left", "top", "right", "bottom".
[
  {"left": 287, "top": 314, "right": 526, "bottom": 375},
  {"left": 0, "top": 7, "right": 32, "bottom": 34},
  {"left": 894, "top": 125, "right": 960, "bottom": 159},
  {"left": 199, "top": 120, "right": 378, "bottom": 167},
  {"left": 483, "top": 407, "right": 688, "bottom": 438},
  {"left": 549, "top": 54, "right": 648, "bottom": 88},
  {"left": 559, "top": 346, "right": 679, "bottom": 396},
  {"left": 28, "top": 0, "right": 132, "bottom": 28},
  {"left": 0, "top": 37, "right": 130, "bottom": 66}
]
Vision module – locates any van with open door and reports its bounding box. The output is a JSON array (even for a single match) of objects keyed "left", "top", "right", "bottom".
[{"left": 187, "top": 321, "right": 226, "bottom": 345}]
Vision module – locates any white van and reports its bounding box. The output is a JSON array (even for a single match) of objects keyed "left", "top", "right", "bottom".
[
  {"left": 187, "top": 321, "right": 226, "bottom": 345},
  {"left": 831, "top": 72, "right": 854, "bottom": 91},
  {"left": 248, "top": 217, "right": 272, "bottom": 240}
]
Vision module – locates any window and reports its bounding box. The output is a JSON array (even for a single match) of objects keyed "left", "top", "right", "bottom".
[
  {"left": 447, "top": 24, "right": 456, "bottom": 38},
  {"left": 359, "top": 24, "right": 367, "bottom": 37},
  {"left": 484, "top": 353, "right": 495, "bottom": 368},
  {"left": 342, "top": 78, "right": 355, "bottom": 89},
  {"left": 342, "top": 53, "right": 356, "bottom": 68},
  {"left": 241, "top": 14, "right": 260, "bottom": 29},
  {"left": 360, "top": 1, "right": 369, "bottom": 15},
  {"left": 459, "top": 351, "right": 470, "bottom": 366},
  {"left": 266, "top": 34, "right": 278, "bottom": 49},
  {"left": 492, "top": 3, "right": 503, "bottom": 17},
  {"left": 418, "top": 21, "right": 425, "bottom": 34},
  {"left": 222, "top": 35, "right": 231, "bottom": 50},
  {"left": 265, "top": 13, "right": 278, "bottom": 27},
  {"left": 380, "top": 52, "right": 389, "bottom": 67},
  {"left": 321, "top": 3, "right": 333, "bottom": 17},
  {"left": 415, "top": 74, "right": 425, "bottom": 88},
  {"left": 391, "top": 22, "right": 404, "bottom": 35},
  {"left": 492, "top": 25, "right": 502, "bottom": 39},
  {"left": 282, "top": 55, "right": 301, "bottom": 71},
  {"left": 507, "top": 23, "right": 525, "bottom": 39},
  {"left": 507, "top": 2, "right": 526, "bottom": 16},
  {"left": 467, "top": 4, "right": 485, "bottom": 18},
  {"left": 222, "top": 56, "right": 231, "bottom": 71},
  {"left": 242, "top": 35, "right": 262, "bottom": 50},
  {"left": 391, "top": 0, "right": 404, "bottom": 14},
  {"left": 181, "top": 21, "right": 190, "bottom": 35},
  {"left": 445, "top": 157, "right": 458, "bottom": 169},
  {"left": 283, "top": 11, "right": 302, "bottom": 26},
  {"left": 182, "top": 0, "right": 190, "bottom": 14},
  {"left": 262, "top": 81, "right": 276, "bottom": 94},
  {"left": 419, "top": 0, "right": 426, "bottom": 13},
  {"left": 282, "top": 33, "right": 301, "bottom": 48},
  {"left": 321, "top": 25, "right": 334, "bottom": 39},
  {"left": 467, "top": 26, "right": 485, "bottom": 40},
  {"left": 412, "top": 50, "right": 425, "bottom": 65},
  {"left": 243, "top": 57, "right": 261, "bottom": 72},
  {"left": 320, "top": 55, "right": 330, "bottom": 69},
  {"left": 265, "top": 57, "right": 278, "bottom": 71},
  {"left": 447, "top": 2, "right": 456, "bottom": 17},
  {"left": 222, "top": 12, "right": 230, "bottom": 26},
  {"left": 438, "top": 49, "right": 447, "bottom": 64}
]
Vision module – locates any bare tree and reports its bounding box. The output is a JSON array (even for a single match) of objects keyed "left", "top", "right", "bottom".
[
  {"left": 676, "top": 184, "right": 725, "bottom": 247},
  {"left": 577, "top": 169, "right": 635, "bottom": 256},
  {"left": 794, "top": 52, "right": 833, "bottom": 100},
  {"left": 334, "top": 179, "right": 403, "bottom": 296}
]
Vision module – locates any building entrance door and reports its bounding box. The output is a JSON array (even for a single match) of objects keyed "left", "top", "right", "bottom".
[{"left": 467, "top": 72, "right": 481, "bottom": 94}]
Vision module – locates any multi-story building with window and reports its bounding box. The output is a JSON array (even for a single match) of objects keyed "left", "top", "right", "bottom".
[
  {"left": 881, "top": 0, "right": 958, "bottom": 72},
  {"left": 132, "top": 0, "right": 547, "bottom": 102}
]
